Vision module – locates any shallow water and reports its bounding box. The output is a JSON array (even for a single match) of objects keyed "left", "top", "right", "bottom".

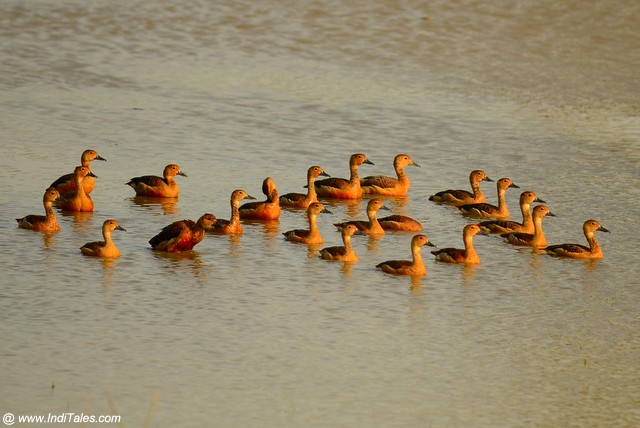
[{"left": 1, "top": 0, "right": 639, "bottom": 427}]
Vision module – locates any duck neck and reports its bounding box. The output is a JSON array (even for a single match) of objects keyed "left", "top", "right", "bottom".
[
  {"left": 367, "top": 210, "right": 383, "bottom": 233},
  {"left": 532, "top": 215, "right": 547, "bottom": 247},
  {"left": 102, "top": 230, "right": 114, "bottom": 247},
  {"left": 307, "top": 176, "right": 318, "bottom": 200},
  {"left": 349, "top": 163, "right": 361, "bottom": 184},
  {"left": 230, "top": 200, "right": 241, "bottom": 226},
  {"left": 308, "top": 212, "right": 319, "bottom": 235},
  {"left": 44, "top": 201, "right": 57, "bottom": 223},
  {"left": 343, "top": 234, "right": 354, "bottom": 254},
  {"left": 496, "top": 188, "right": 509, "bottom": 215},
  {"left": 520, "top": 203, "right": 533, "bottom": 228},
  {"left": 585, "top": 231, "right": 601, "bottom": 253},
  {"left": 411, "top": 244, "right": 424, "bottom": 267},
  {"left": 395, "top": 164, "right": 409, "bottom": 184},
  {"left": 463, "top": 233, "right": 477, "bottom": 261},
  {"left": 75, "top": 174, "right": 87, "bottom": 197},
  {"left": 471, "top": 182, "right": 484, "bottom": 199}
]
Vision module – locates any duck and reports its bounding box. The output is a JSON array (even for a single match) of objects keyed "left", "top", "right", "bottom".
[
  {"left": 208, "top": 189, "right": 255, "bottom": 234},
  {"left": 501, "top": 205, "right": 555, "bottom": 248},
  {"left": 126, "top": 164, "right": 187, "bottom": 198},
  {"left": 545, "top": 219, "right": 609, "bottom": 259},
  {"left": 50, "top": 149, "right": 106, "bottom": 196},
  {"left": 58, "top": 166, "right": 97, "bottom": 212},
  {"left": 80, "top": 219, "right": 126, "bottom": 258},
  {"left": 283, "top": 202, "right": 332, "bottom": 244},
  {"left": 458, "top": 177, "right": 519, "bottom": 219},
  {"left": 16, "top": 188, "right": 61, "bottom": 232},
  {"left": 319, "top": 224, "right": 362, "bottom": 262},
  {"left": 361, "top": 154, "right": 420, "bottom": 196},
  {"left": 376, "top": 234, "right": 435, "bottom": 276},
  {"left": 431, "top": 224, "right": 485, "bottom": 264},
  {"left": 479, "top": 191, "right": 545, "bottom": 234},
  {"left": 377, "top": 214, "right": 423, "bottom": 232},
  {"left": 429, "top": 170, "right": 493, "bottom": 206},
  {"left": 333, "top": 198, "right": 389, "bottom": 236},
  {"left": 239, "top": 177, "right": 281, "bottom": 220},
  {"left": 279, "top": 166, "right": 330, "bottom": 208},
  {"left": 149, "top": 213, "right": 216, "bottom": 252},
  {"left": 314, "top": 153, "right": 374, "bottom": 199}
]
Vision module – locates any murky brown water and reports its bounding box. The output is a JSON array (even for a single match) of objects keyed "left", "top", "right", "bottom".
[{"left": 1, "top": 0, "right": 639, "bottom": 427}]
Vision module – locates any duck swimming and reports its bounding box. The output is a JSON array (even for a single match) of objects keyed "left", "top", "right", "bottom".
[
  {"left": 58, "top": 166, "right": 97, "bottom": 212},
  {"left": 149, "top": 213, "right": 216, "bottom": 252},
  {"left": 376, "top": 234, "right": 435, "bottom": 276},
  {"left": 431, "top": 224, "right": 484, "bottom": 264},
  {"left": 458, "top": 177, "right": 519, "bottom": 219},
  {"left": 361, "top": 154, "right": 420, "bottom": 196},
  {"left": 16, "top": 188, "right": 61, "bottom": 232},
  {"left": 502, "top": 205, "right": 555, "bottom": 248},
  {"left": 50, "top": 149, "right": 106, "bottom": 196},
  {"left": 208, "top": 189, "right": 255, "bottom": 234},
  {"left": 479, "top": 191, "right": 545, "bottom": 234},
  {"left": 80, "top": 219, "right": 126, "bottom": 258},
  {"left": 377, "top": 214, "right": 423, "bottom": 232},
  {"left": 333, "top": 198, "right": 389, "bottom": 236},
  {"left": 279, "top": 166, "right": 330, "bottom": 209},
  {"left": 314, "top": 153, "right": 374, "bottom": 199},
  {"left": 429, "top": 170, "right": 493, "bottom": 206},
  {"left": 545, "top": 219, "right": 609, "bottom": 259},
  {"left": 319, "top": 224, "right": 362, "bottom": 262},
  {"left": 126, "top": 164, "right": 187, "bottom": 198},
  {"left": 239, "top": 177, "right": 281, "bottom": 220},
  {"left": 283, "top": 202, "right": 332, "bottom": 244}
]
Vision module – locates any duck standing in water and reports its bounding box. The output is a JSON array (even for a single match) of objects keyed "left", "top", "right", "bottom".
[
  {"left": 314, "top": 153, "right": 374, "bottom": 199},
  {"left": 50, "top": 149, "right": 106, "bottom": 196},
  {"left": 545, "top": 219, "right": 609, "bottom": 259},
  {"left": 16, "top": 188, "right": 61, "bottom": 232},
  {"left": 283, "top": 202, "right": 332, "bottom": 244},
  {"left": 239, "top": 177, "right": 281, "bottom": 220},
  {"left": 149, "top": 213, "right": 216, "bottom": 252},
  {"left": 80, "top": 219, "right": 126, "bottom": 258},
  {"left": 376, "top": 234, "right": 435, "bottom": 276},
  {"left": 429, "top": 169, "right": 493, "bottom": 206},
  {"left": 279, "top": 166, "right": 330, "bottom": 209},
  {"left": 126, "top": 164, "right": 187, "bottom": 198},
  {"left": 361, "top": 153, "right": 420, "bottom": 196}
]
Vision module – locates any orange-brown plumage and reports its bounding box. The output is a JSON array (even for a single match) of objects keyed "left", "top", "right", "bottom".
[
  {"left": 283, "top": 202, "right": 332, "bottom": 244},
  {"left": 502, "top": 205, "right": 555, "bottom": 248},
  {"left": 16, "top": 188, "right": 61, "bottom": 232},
  {"left": 208, "top": 189, "right": 255, "bottom": 234},
  {"left": 458, "top": 178, "right": 519, "bottom": 219},
  {"left": 361, "top": 154, "right": 420, "bottom": 196},
  {"left": 376, "top": 234, "right": 435, "bottom": 276},
  {"left": 479, "top": 191, "right": 545, "bottom": 234},
  {"left": 319, "top": 224, "right": 362, "bottom": 262},
  {"left": 126, "top": 164, "right": 187, "bottom": 198},
  {"left": 545, "top": 219, "right": 609, "bottom": 259},
  {"left": 334, "top": 198, "right": 389, "bottom": 236},
  {"left": 314, "top": 153, "right": 374, "bottom": 199},
  {"left": 149, "top": 213, "right": 216, "bottom": 252},
  {"left": 50, "top": 149, "right": 106, "bottom": 196},
  {"left": 239, "top": 177, "right": 281, "bottom": 220},
  {"left": 58, "top": 166, "right": 97, "bottom": 212},
  {"left": 377, "top": 214, "right": 423, "bottom": 232},
  {"left": 432, "top": 224, "right": 484, "bottom": 264},
  {"left": 279, "top": 166, "right": 330, "bottom": 209},
  {"left": 80, "top": 219, "right": 126, "bottom": 258},
  {"left": 429, "top": 170, "right": 493, "bottom": 206}
]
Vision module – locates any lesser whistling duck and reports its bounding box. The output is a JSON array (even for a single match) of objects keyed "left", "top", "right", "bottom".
[
  {"left": 283, "top": 202, "right": 332, "bottom": 244},
  {"left": 314, "top": 153, "right": 374, "bottom": 199},
  {"left": 376, "top": 234, "right": 435, "bottom": 276},
  {"left": 545, "top": 219, "right": 609, "bottom": 259},
  {"left": 279, "top": 166, "right": 330, "bottom": 209},
  {"left": 432, "top": 224, "right": 485, "bottom": 264},
  {"left": 208, "top": 189, "right": 255, "bottom": 234},
  {"left": 58, "top": 166, "right": 97, "bottom": 212},
  {"left": 16, "top": 188, "right": 61, "bottom": 232},
  {"left": 80, "top": 219, "right": 126, "bottom": 258},
  {"left": 50, "top": 149, "right": 106, "bottom": 196},
  {"left": 361, "top": 154, "right": 420, "bottom": 196},
  {"left": 429, "top": 170, "right": 493, "bottom": 206},
  {"left": 377, "top": 214, "right": 423, "bottom": 232},
  {"left": 239, "top": 177, "right": 281, "bottom": 220},
  {"left": 126, "top": 164, "right": 187, "bottom": 198},
  {"left": 502, "top": 205, "right": 555, "bottom": 248},
  {"left": 149, "top": 213, "right": 216, "bottom": 252},
  {"left": 458, "top": 177, "right": 519, "bottom": 219},
  {"left": 479, "top": 191, "right": 545, "bottom": 234},
  {"left": 334, "top": 198, "right": 389, "bottom": 236},
  {"left": 319, "top": 224, "right": 362, "bottom": 262}
]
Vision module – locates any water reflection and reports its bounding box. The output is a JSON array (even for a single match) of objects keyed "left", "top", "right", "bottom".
[
  {"left": 59, "top": 211, "right": 94, "bottom": 231},
  {"left": 321, "top": 198, "right": 362, "bottom": 218},
  {"left": 130, "top": 196, "right": 179, "bottom": 215},
  {"left": 41, "top": 231, "right": 58, "bottom": 249}
]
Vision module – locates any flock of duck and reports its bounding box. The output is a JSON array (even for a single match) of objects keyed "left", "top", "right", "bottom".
[{"left": 16, "top": 150, "right": 609, "bottom": 275}]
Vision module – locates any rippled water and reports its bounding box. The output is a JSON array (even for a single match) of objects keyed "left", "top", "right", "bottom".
[{"left": 1, "top": 0, "right": 639, "bottom": 427}]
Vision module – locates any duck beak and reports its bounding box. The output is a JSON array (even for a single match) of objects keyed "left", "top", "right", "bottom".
[
  {"left": 380, "top": 205, "right": 391, "bottom": 211},
  {"left": 320, "top": 171, "right": 331, "bottom": 177},
  {"left": 509, "top": 183, "right": 520, "bottom": 189},
  {"left": 411, "top": 161, "right": 421, "bottom": 168},
  {"left": 426, "top": 240, "right": 436, "bottom": 247},
  {"left": 364, "top": 159, "right": 374, "bottom": 166},
  {"left": 598, "top": 226, "right": 610, "bottom": 233},
  {"left": 87, "top": 171, "right": 98, "bottom": 178},
  {"left": 96, "top": 155, "right": 107, "bottom": 161},
  {"left": 321, "top": 208, "right": 333, "bottom": 214},
  {"left": 178, "top": 171, "right": 188, "bottom": 177},
  {"left": 547, "top": 211, "right": 556, "bottom": 217},
  {"left": 245, "top": 194, "right": 256, "bottom": 200},
  {"left": 116, "top": 225, "right": 127, "bottom": 232},
  {"left": 535, "top": 197, "right": 546, "bottom": 204},
  {"left": 483, "top": 176, "right": 494, "bottom": 182}
]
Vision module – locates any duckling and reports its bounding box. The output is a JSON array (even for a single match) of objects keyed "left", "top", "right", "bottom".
[
  {"left": 361, "top": 154, "right": 420, "bottom": 196},
  {"left": 334, "top": 198, "right": 389, "bottom": 236},
  {"left": 458, "top": 177, "right": 519, "bottom": 219},
  {"left": 279, "top": 166, "right": 330, "bottom": 209},
  {"left": 58, "top": 166, "right": 97, "bottom": 212},
  {"left": 239, "top": 177, "right": 281, "bottom": 220},
  {"left": 431, "top": 224, "right": 484, "bottom": 264},
  {"left": 80, "top": 219, "right": 126, "bottom": 258},
  {"left": 545, "top": 219, "right": 609, "bottom": 259},
  {"left": 16, "top": 188, "right": 61, "bottom": 232},
  {"left": 314, "top": 153, "right": 374, "bottom": 199},
  {"left": 126, "top": 164, "right": 187, "bottom": 198},
  {"left": 479, "top": 191, "right": 545, "bottom": 234},
  {"left": 377, "top": 214, "right": 423, "bottom": 232},
  {"left": 429, "top": 170, "right": 493, "bottom": 206},
  {"left": 319, "top": 224, "right": 362, "bottom": 262},
  {"left": 149, "top": 213, "right": 216, "bottom": 252},
  {"left": 50, "top": 149, "right": 106, "bottom": 196},
  {"left": 208, "top": 189, "right": 255, "bottom": 234},
  {"left": 283, "top": 202, "right": 332, "bottom": 244},
  {"left": 376, "top": 234, "right": 435, "bottom": 276},
  {"left": 502, "top": 205, "right": 555, "bottom": 248}
]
